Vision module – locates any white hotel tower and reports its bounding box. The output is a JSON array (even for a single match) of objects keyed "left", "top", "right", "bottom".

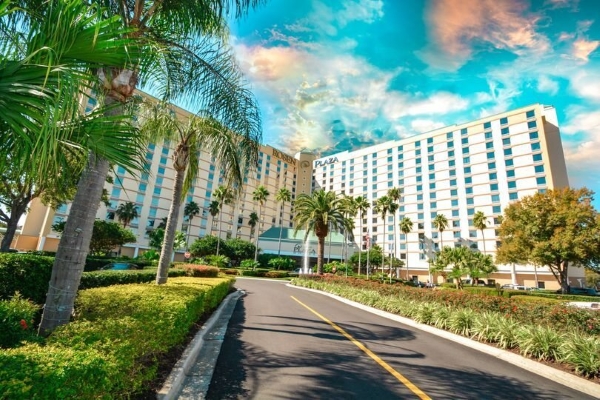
[{"left": 311, "top": 104, "right": 576, "bottom": 288}]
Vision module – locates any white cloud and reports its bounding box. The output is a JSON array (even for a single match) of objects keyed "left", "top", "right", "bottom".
[
  {"left": 410, "top": 119, "right": 445, "bottom": 133},
  {"left": 561, "top": 109, "right": 600, "bottom": 135},
  {"left": 537, "top": 75, "right": 559, "bottom": 95},
  {"left": 572, "top": 38, "right": 600, "bottom": 62},
  {"left": 570, "top": 71, "right": 600, "bottom": 102}
]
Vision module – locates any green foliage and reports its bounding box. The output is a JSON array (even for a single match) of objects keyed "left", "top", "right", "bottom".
[
  {"left": 204, "top": 255, "right": 230, "bottom": 269},
  {"left": 238, "top": 268, "right": 270, "bottom": 277},
  {"left": 268, "top": 257, "right": 296, "bottom": 270},
  {"left": 178, "top": 264, "right": 219, "bottom": 278},
  {"left": 139, "top": 249, "right": 160, "bottom": 261},
  {"left": 265, "top": 270, "right": 289, "bottom": 278},
  {"left": 0, "top": 277, "right": 234, "bottom": 398},
  {"left": 240, "top": 259, "right": 259, "bottom": 270},
  {"left": 0, "top": 254, "right": 54, "bottom": 304},
  {"left": 348, "top": 245, "right": 384, "bottom": 268},
  {"left": 562, "top": 332, "right": 600, "bottom": 378},
  {"left": 517, "top": 326, "right": 564, "bottom": 361},
  {"left": 430, "top": 246, "right": 496, "bottom": 289},
  {"left": 52, "top": 220, "right": 136, "bottom": 256},
  {"left": 189, "top": 236, "right": 256, "bottom": 266},
  {"left": 148, "top": 228, "right": 186, "bottom": 250},
  {"left": 79, "top": 268, "right": 186, "bottom": 290},
  {"left": 0, "top": 294, "right": 40, "bottom": 348}
]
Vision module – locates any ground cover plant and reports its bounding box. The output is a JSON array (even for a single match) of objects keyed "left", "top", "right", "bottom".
[
  {"left": 292, "top": 276, "right": 600, "bottom": 378},
  {"left": 0, "top": 276, "right": 234, "bottom": 399}
]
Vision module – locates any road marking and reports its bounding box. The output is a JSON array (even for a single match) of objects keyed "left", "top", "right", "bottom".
[{"left": 291, "top": 296, "right": 431, "bottom": 400}]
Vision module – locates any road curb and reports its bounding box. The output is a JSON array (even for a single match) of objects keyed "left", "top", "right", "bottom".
[
  {"left": 287, "top": 283, "right": 600, "bottom": 398},
  {"left": 157, "top": 289, "right": 244, "bottom": 400}
]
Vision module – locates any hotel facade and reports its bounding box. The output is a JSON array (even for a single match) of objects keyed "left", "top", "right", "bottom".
[{"left": 14, "top": 102, "right": 581, "bottom": 289}]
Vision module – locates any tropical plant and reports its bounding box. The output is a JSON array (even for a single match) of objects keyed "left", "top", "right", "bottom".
[
  {"left": 183, "top": 201, "right": 200, "bottom": 248},
  {"left": 430, "top": 246, "right": 496, "bottom": 289},
  {"left": 115, "top": 202, "right": 139, "bottom": 228},
  {"left": 252, "top": 185, "right": 270, "bottom": 261},
  {"left": 52, "top": 220, "right": 136, "bottom": 256},
  {"left": 472, "top": 211, "right": 488, "bottom": 254},
  {"left": 248, "top": 211, "right": 259, "bottom": 238},
  {"left": 293, "top": 190, "right": 346, "bottom": 274},
  {"left": 433, "top": 213, "right": 448, "bottom": 251},
  {"left": 354, "top": 196, "right": 370, "bottom": 275},
  {"left": 399, "top": 217, "right": 413, "bottom": 280},
  {"left": 562, "top": 332, "right": 600, "bottom": 377},
  {"left": 340, "top": 195, "right": 357, "bottom": 264},
  {"left": 387, "top": 187, "right": 402, "bottom": 272},
  {"left": 496, "top": 187, "right": 600, "bottom": 293},
  {"left": 148, "top": 228, "right": 186, "bottom": 251},
  {"left": 212, "top": 185, "right": 235, "bottom": 256},
  {"left": 275, "top": 188, "right": 292, "bottom": 256},
  {"left": 268, "top": 257, "right": 295, "bottom": 270},
  {"left": 208, "top": 200, "right": 220, "bottom": 235},
  {"left": 34, "top": 0, "right": 265, "bottom": 334},
  {"left": 374, "top": 196, "right": 393, "bottom": 275}
]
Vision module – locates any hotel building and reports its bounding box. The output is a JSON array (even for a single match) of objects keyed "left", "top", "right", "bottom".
[{"left": 14, "top": 102, "right": 581, "bottom": 289}]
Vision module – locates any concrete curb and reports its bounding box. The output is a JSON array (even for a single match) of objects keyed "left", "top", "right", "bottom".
[
  {"left": 287, "top": 283, "right": 600, "bottom": 398},
  {"left": 157, "top": 289, "right": 244, "bottom": 400}
]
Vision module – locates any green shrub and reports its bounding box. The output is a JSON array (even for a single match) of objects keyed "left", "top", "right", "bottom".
[
  {"left": 221, "top": 268, "right": 240, "bottom": 275},
  {"left": 205, "top": 255, "right": 230, "bottom": 269},
  {"left": 79, "top": 268, "right": 186, "bottom": 289},
  {"left": 414, "top": 303, "right": 436, "bottom": 325},
  {"left": 471, "top": 312, "right": 501, "bottom": 343},
  {"left": 0, "top": 254, "right": 54, "bottom": 304},
  {"left": 265, "top": 270, "right": 289, "bottom": 279},
  {"left": 239, "top": 268, "right": 269, "bottom": 277},
  {"left": 493, "top": 318, "right": 520, "bottom": 349},
  {"left": 180, "top": 264, "right": 219, "bottom": 278},
  {"left": 448, "top": 309, "right": 476, "bottom": 336},
  {"left": 268, "top": 257, "right": 295, "bottom": 270},
  {"left": 240, "top": 259, "right": 259, "bottom": 270},
  {"left": 462, "top": 286, "right": 502, "bottom": 297},
  {"left": 0, "top": 294, "right": 40, "bottom": 348},
  {"left": 517, "top": 326, "right": 564, "bottom": 361},
  {"left": 562, "top": 332, "right": 600, "bottom": 378}
]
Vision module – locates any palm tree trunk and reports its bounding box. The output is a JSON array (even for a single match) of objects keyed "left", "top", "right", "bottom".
[
  {"left": 358, "top": 218, "right": 362, "bottom": 275},
  {"left": 156, "top": 167, "right": 186, "bottom": 284},
  {"left": 381, "top": 218, "right": 386, "bottom": 274},
  {"left": 254, "top": 205, "right": 261, "bottom": 262},
  {"left": 38, "top": 152, "right": 110, "bottom": 335},
  {"left": 217, "top": 211, "right": 223, "bottom": 256},
  {"left": 277, "top": 207, "right": 284, "bottom": 257},
  {"left": 317, "top": 235, "right": 325, "bottom": 274},
  {"left": 405, "top": 236, "right": 409, "bottom": 280},
  {"left": 186, "top": 217, "right": 193, "bottom": 249},
  {"left": 481, "top": 230, "right": 486, "bottom": 254}
]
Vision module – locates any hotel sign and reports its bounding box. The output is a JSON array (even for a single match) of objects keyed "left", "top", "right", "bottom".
[
  {"left": 314, "top": 157, "right": 339, "bottom": 168},
  {"left": 272, "top": 149, "right": 297, "bottom": 165}
]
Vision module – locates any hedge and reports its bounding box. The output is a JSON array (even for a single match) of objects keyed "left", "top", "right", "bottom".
[
  {"left": 0, "top": 276, "right": 234, "bottom": 399},
  {"left": 0, "top": 294, "right": 40, "bottom": 348}
]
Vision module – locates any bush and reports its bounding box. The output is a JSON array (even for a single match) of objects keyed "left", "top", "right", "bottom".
[
  {"left": 268, "top": 257, "right": 295, "bottom": 270},
  {"left": 0, "top": 277, "right": 234, "bottom": 399},
  {"left": 79, "top": 268, "right": 186, "bottom": 290},
  {"left": 238, "top": 268, "right": 270, "bottom": 277},
  {"left": 265, "top": 271, "right": 289, "bottom": 279},
  {"left": 240, "top": 259, "right": 259, "bottom": 270},
  {"left": 205, "top": 255, "right": 230, "bottom": 269},
  {"left": 0, "top": 254, "right": 54, "bottom": 304},
  {"left": 562, "top": 332, "right": 600, "bottom": 378},
  {"left": 0, "top": 294, "right": 40, "bottom": 348},
  {"left": 180, "top": 264, "right": 219, "bottom": 278},
  {"left": 221, "top": 268, "right": 240, "bottom": 275}
]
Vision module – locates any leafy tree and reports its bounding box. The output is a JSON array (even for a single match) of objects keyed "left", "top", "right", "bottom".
[
  {"left": 190, "top": 235, "right": 221, "bottom": 258},
  {"left": 430, "top": 246, "right": 495, "bottom": 289},
  {"left": 399, "top": 217, "right": 413, "bottom": 280},
  {"left": 433, "top": 213, "right": 449, "bottom": 250},
  {"left": 184, "top": 201, "right": 200, "bottom": 248},
  {"left": 348, "top": 245, "right": 384, "bottom": 272},
  {"left": 354, "top": 196, "right": 370, "bottom": 275},
  {"left": 212, "top": 185, "right": 234, "bottom": 256},
  {"left": 209, "top": 200, "right": 220, "bottom": 235},
  {"left": 252, "top": 185, "right": 270, "bottom": 261},
  {"left": 223, "top": 238, "right": 256, "bottom": 266},
  {"left": 387, "top": 187, "right": 402, "bottom": 270},
  {"left": 148, "top": 228, "right": 185, "bottom": 251},
  {"left": 293, "top": 190, "right": 346, "bottom": 274},
  {"left": 53, "top": 220, "right": 135, "bottom": 256},
  {"left": 268, "top": 257, "right": 295, "bottom": 270},
  {"left": 496, "top": 187, "right": 600, "bottom": 293},
  {"left": 33, "top": 0, "right": 265, "bottom": 334},
  {"left": 115, "top": 202, "right": 139, "bottom": 228},
  {"left": 374, "top": 196, "right": 393, "bottom": 274},
  {"left": 275, "top": 188, "right": 292, "bottom": 256},
  {"left": 473, "top": 210, "right": 488, "bottom": 254}
]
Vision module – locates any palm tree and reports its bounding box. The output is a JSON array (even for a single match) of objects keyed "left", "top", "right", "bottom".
[
  {"left": 209, "top": 201, "right": 221, "bottom": 236},
  {"left": 213, "top": 185, "right": 234, "bottom": 256},
  {"left": 252, "top": 185, "right": 270, "bottom": 261},
  {"left": 374, "top": 196, "right": 393, "bottom": 275},
  {"left": 433, "top": 214, "right": 449, "bottom": 251},
  {"left": 184, "top": 201, "right": 200, "bottom": 248},
  {"left": 275, "top": 188, "right": 292, "bottom": 256},
  {"left": 293, "top": 190, "right": 346, "bottom": 274},
  {"left": 339, "top": 195, "right": 356, "bottom": 264},
  {"left": 387, "top": 187, "right": 402, "bottom": 273},
  {"left": 36, "top": 0, "right": 265, "bottom": 334},
  {"left": 355, "top": 196, "right": 370, "bottom": 275},
  {"left": 248, "top": 211, "right": 259, "bottom": 239},
  {"left": 473, "top": 211, "right": 488, "bottom": 254},
  {"left": 400, "top": 217, "right": 413, "bottom": 280},
  {"left": 115, "top": 202, "right": 139, "bottom": 229}
]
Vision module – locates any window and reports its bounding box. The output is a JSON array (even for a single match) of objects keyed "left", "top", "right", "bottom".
[
  {"left": 535, "top": 165, "right": 544, "bottom": 173},
  {"left": 398, "top": 145, "right": 403, "bottom": 151},
  {"left": 398, "top": 162, "right": 404, "bottom": 168},
  {"left": 527, "top": 121, "right": 537, "bottom": 129},
  {"left": 416, "top": 158, "right": 421, "bottom": 164},
  {"left": 415, "top": 141, "right": 421, "bottom": 148},
  {"left": 447, "top": 141, "right": 454, "bottom": 148},
  {"left": 461, "top": 137, "right": 468, "bottom": 145},
  {"left": 485, "top": 132, "right": 492, "bottom": 139},
  {"left": 416, "top": 166, "right": 422, "bottom": 173},
  {"left": 427, "top": 137, "right": 434, "bottom": 144},
  {"left": 501, "top": 127, "right": 509, "bottom": 135},
  {"left": 139, "top": 183, "right": 147, "bottom": 192},
  {"left": 451, "top": 189, "right": 458, "bottom": 196},
  {"left": 467, "top": 197, "right": 474, "bottom": 205},
  {"left": 450, "top": 169, "right": 456, "bottom": 176},
  {"left": 502, "top": 138, "right": 510, "bottom": 146},
  {"left": 466, "top": 187, "right": 473, "bottom": 194},
  {"left": 153, "top": 187, "right": 161, "bottom": 195},
  {"left": 428, "top": 146, "right": 434, "bottom": 153},
  {"left": 492, "top": 194, "right": 500, "bottom": 202},
  {"left": 526, "top": 110, "right": 535, "bottom": 118},
  {"left": 465, "top": 177, "right": 472, "bottom": 184},
  {"left": 416, "top": 176, "right": 422, "bottom": 183},
  {"left": 493, "top": 205, "right": 501, "bottom": 213},
  {"left": 504, "top": 148, "right": 512, "bottom": 156},
  {"left": 509, "top": 192, "right": 518, "bottom": 200},
  {"left": 461, "top": 128, "right": 468, "bottom": 135},
  {"left": 536, "top": 177, "right": 547, "bottom": 185},
  {"left": 431, "top": 192, "right": 436, "bottom": 199},
  {"left": 446, "top": 132, "right": 453, "bottom": 139},
  {"left": 529, "top": 131, "right": 539, "bottom": 140},
  {"left": 418, "top": 203, "right": 424, "bottom": 210},
  {"left": 488, "top": 162, "right": 496, "bottom": 170},
  {"left": 531, "top": 142, "right": 541, "bottom": 151},
  {"left": 463, "top": 156, "right": 470, "bottom": 164},
  {"left": 533, "top": 154, "right": 543, "bottom": 162},
  {"left": 483, "top": 121, "right": 491, "bottom": 129},
  {"left": 452, "top": 209, "right": 459, "bottom": 217},
  {"left": 449, "top": 159, "right": 455, "bottom": 167},
  {"left": 158, "top": 166, "right": 166, "bottom": 175},
  {"left": 500, "top": 117, "right": 508, "bottom": 125},
  {"left": 451, "top": 199, "right": 459, "bottom": 207},
  {"left": 508, "top": 181, "right": 517, "bottom": 189},
  {"left": 506, "top": 159, "right": 514, "bottom": 167},
  {"left": 487, "top": 152, "right": 495, "bottom": 159},
  {"left": 463, "top": 147, "right": 470, "bottom": 154},
  {"left": 507, "top": 169, "right": 515, "bottom": 178},
  {"left": 467, "top": 208, "right": 475, "bottom": 216},
  {"left": 416, "top": 184, "right": 423, "bottom": 191},
  {"left": 448, "top": 150, "right": 455, "bottom": 157},
  {"left": 490, "top": 183, "right": 499, "bottom": 191},
  {"left": 489, "top": 173, "right": 497, "bottom": 180},
  {"left": 428, "top": 155, "right": 434, "bottom": 162},
  {"left": 418, "top": 213, "right": 424, "bottom": 220},
  {"left": 430, "top": 182, "right": 436, "bottom": 189},
  {"left": 450, "top": 179, "right": 457, "bottom": 186},
  {"left": 111, "top": 187, "right": 121, "bottom": 198}
]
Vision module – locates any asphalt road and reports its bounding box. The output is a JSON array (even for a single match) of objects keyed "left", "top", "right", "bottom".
[{"left": 206, "top": 278, "right": 595, "bottom": 399}]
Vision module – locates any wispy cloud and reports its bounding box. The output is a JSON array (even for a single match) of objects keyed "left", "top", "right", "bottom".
[{"left": 570, "top": 70, "right": 600, "bottom": 101}]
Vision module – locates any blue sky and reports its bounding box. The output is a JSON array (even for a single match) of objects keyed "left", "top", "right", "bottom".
[{"left": 228, "top": 0, "right": 600, "bottom": 204}]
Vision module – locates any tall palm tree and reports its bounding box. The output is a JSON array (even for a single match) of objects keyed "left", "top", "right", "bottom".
[
  {"left": 115, "top": 202, "right": 139, "bottom": 229},
  {"left": 252, "top": 185, "right": 270, "bottom": 261},
  {"left": 387, "top": 187, "right": 402, "bottom": 272},
  {"left": 275, "top": 188, "right": 292, "bottom": 256},
  {"left": 433, "top": 213, "right": 449, "bottom": 251},
  {"left": 387, "top": 202, "right": 399, "bottom": 279},
  {"left": 184, "top": 201, "right": 200, "bottom": 248},
  {"left": 293, "top": 190, "right": 346, "bottom": 275},
  {"left": 213, "top": 185, "right": 234, "bottom": 256},
  {"left": 355, "top": 196, "right": 370, "bottom": 275},
  {"left": 473, "top": 211, "right": 488, "bottom": 254},
  {"left": 209, "top": 200, "right": 221, "bottom": 236},
  {"left": 248, "top": 211, "right": 259, "bottom": 240},
  {"left": 340, "top": 195, "right": 357, "bottom": 264},
  {"left": 374, "top": 196, "right": 392, "bottom": 274},
  {"left": 400, "top": 217, "right": 413, "bottom": 280},
  {"left": 36, "top": 0, "right": 265, "bottom": 334}
]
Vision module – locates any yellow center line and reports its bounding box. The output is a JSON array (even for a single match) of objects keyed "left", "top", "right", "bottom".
[{"left": 291, "top": 296, "right": 431, "bottom": 400}]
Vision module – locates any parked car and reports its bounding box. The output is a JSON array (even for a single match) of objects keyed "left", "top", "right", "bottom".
[
  {"left": 569, "top": 287, "right": 599, "bottom": 296},
  {"left": 101, "top": 262, "right": 140, "bottom": 271}
]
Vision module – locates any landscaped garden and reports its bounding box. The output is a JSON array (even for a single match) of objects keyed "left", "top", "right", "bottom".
[{"left": 291, "top": 275, "right": 600, "bottom": 380}]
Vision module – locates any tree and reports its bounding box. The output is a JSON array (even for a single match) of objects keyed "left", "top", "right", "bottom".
[
  {"left": 248, "top": 211, "right": 259, "bottom": 238},
  {"left": 190, "top": 235, "right": 220, "bottom": 258},
  {"left": 496, "top": 187, "right": 600, "bottom": 293},
  {"left": 209, "top": 201, "right": 220, "bottom": 235},
  {"left": 399, "top": 217, "right": 413, "bottom": 280},
  {"left": 431, "top": 246, "right": 496, "bottom": 289},
  {"left": 252, "top": 185, "right": 270, "bottom": 261},
  {"left": 293, "top": 190, "right": 345, "bottom": 274},
  {"left": 53, "top": 220, "right": 136, "bottom": 256},
  {"left": 35, "top": 0, "right": 265, "bottom": 334},
  {"left": 473, "top": 211, "right": 488, "bottom": 254},
  {"left": 184, "top": 201, "right": 200, "bottom": 248},
  {"left": 340, "top": 195, "right": 357, "bottom": 264},
  {"left": 355, "top": 196, "right": 370, "bottom": 275},
  {"left": 374, "top": 196, "right": 393, "bottom": 274},
  {"left": 223, "top": 238, "right": 256, "bottom": 266},
  {"left": 433, "top": 214, "right": 449, "bottom": 251},
  {"left": 115, "top": 202, "right": 139, "bottom": 228},
  {"left": 275, "top": 188, "right": 292, "bottom": 257},
  {"left": 212, "top": 185, "right": 234, "bottom": 256},
  {"left": 387, "top": 187, "right": 402, "bottom": 275},
  {"left": 348, "top": 245, "right": 384, "bottom": 272},
  {"left": 148, "top": 228, "right": 186, "bottom": 251}
]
